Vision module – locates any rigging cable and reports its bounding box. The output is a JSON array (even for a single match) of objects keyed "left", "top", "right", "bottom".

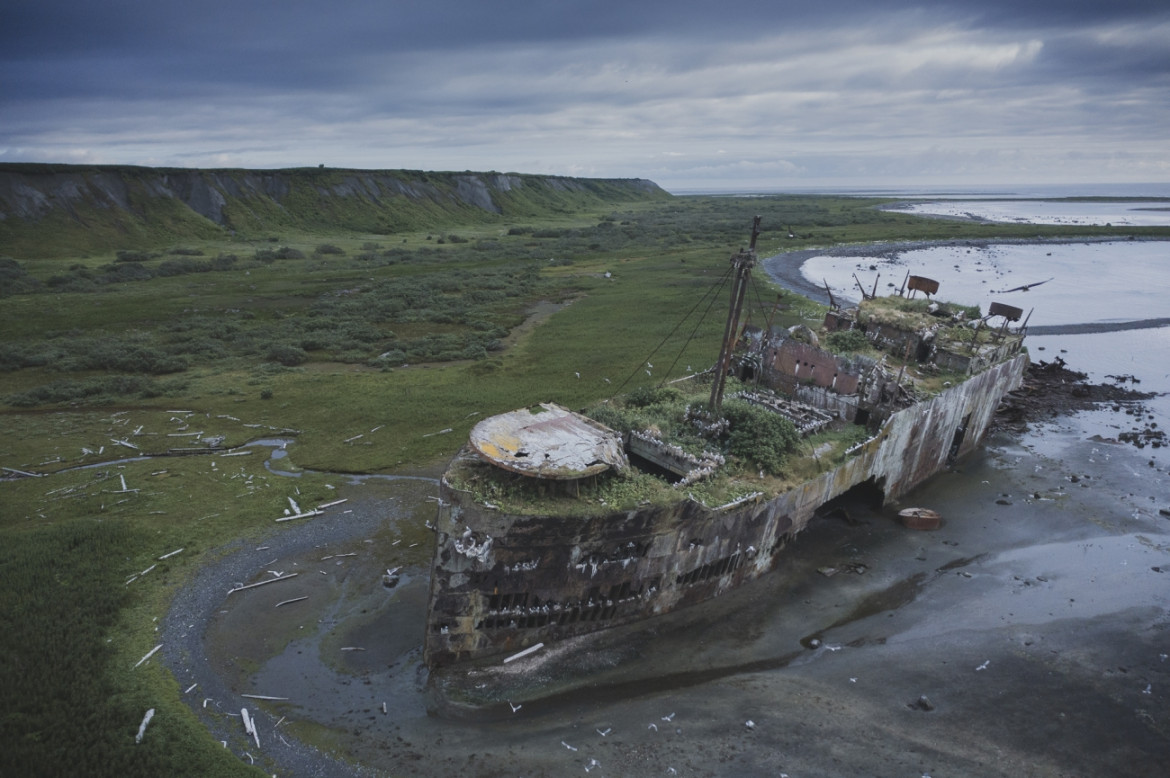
[{"left": 610, "top": 263, "right": 735, "bottom": 397}]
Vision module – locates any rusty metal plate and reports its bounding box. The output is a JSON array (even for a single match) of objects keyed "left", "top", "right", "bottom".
[
  {"left": 468, "top": 403, "right": 628, "bottom": 480},
  {"left": 988, "top": 301, "right": 1024, "bottom": 321},
  {"left": 907, "top": 275, "right": 940, "bottom": 295}
]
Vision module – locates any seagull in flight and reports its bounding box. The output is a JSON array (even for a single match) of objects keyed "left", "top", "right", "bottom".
[{"left": 997, "top": 277, "right": 1053, "bottom": 293}]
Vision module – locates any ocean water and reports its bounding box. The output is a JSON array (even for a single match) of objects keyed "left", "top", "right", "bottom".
[{"left": 892, "top": 200, "right": 1170, "bottom": 226}]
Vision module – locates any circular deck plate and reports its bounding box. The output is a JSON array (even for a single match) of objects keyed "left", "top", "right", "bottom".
[{"left": 468, "top": 403, "right": 628, "bottom": 480}]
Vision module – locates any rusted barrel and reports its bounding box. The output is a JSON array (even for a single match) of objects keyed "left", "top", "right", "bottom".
[{"left": 899, "top": 507, "right": 942, "bottom": 530}]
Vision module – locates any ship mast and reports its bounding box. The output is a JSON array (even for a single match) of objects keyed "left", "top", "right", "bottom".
[{"left": 708, "top": 216, "right": 760, "bottom": 415}]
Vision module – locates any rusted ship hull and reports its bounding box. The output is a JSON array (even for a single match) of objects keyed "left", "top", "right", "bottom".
[{"left": 423, "top": 353, "right": 1027, "bottom": 667}]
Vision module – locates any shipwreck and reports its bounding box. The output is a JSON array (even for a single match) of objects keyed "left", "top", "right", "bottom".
[{"left": 423, "top": 219, "right": 1029, "bottom": 668}]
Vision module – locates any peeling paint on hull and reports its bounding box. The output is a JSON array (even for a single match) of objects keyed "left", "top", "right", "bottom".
[{"left": 423, "top": 353, "right": 1028, "bottom": 668}]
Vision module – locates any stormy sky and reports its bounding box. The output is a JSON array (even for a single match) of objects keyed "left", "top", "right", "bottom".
[{"left": 3, "top": 1, "right": 1168, "bottom": 191}]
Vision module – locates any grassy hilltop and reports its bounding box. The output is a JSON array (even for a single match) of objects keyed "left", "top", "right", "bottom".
[
  {"left": 0, "top": 164, "right": 669, "bottom": 258},
  {"left": 2, "top": 169, "right": 1168, "bottom": 776}
]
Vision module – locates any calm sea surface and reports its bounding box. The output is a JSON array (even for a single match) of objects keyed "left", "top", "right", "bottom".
[{"left": 892, "top": 200, "right": 1170, "bottom": 226}]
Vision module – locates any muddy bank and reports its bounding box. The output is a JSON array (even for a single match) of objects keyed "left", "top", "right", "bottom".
[
  {"left": 995, "top": 357, "right": 1166, "bottom": 451},
  {"left": 163, "top": 378, "right": 1170, "bottom": 776},
  {"left": 161, "top": 475, "right": 440, "bottom": 778}
]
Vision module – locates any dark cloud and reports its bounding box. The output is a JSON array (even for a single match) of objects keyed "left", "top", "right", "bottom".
[{"left": 2, "top": 1, "right": 1167, "bottom": 187}]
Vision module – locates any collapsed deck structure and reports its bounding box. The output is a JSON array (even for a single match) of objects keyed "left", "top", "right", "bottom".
[{"left": 423, "top": 235, "right": 1029, "bottom": 669}]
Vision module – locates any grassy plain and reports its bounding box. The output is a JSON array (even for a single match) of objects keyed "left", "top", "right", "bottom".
[{"left": 2, "top": 193, "right": 1168, "bottom": 776}]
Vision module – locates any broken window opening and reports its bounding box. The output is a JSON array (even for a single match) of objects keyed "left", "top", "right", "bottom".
[{"left": 947, "top": 412, "right": 972, "bottom": 465}]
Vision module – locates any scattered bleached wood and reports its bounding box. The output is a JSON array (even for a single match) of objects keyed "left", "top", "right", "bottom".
[
  {"left": 111, "top": 438, "right": 139, "bottom": 450},
  {"left": 503, "top": 642, "right": 545, "bottom": 664},
  {"left": 241, "top": 708, "right": 260, "bottom": 748},
  {"left": 217, "top": 414, "right": 241, "bottom": 421},
  {"left": 422, "top": 427, "right": 453, "bottom": 438},
  {"left": 275, "top": 509, "right": 322, "bottom": 523},
  {"left": 370, "top": 425, "right": 383, "bottom": 433},
  {"left": 133, "top": 425, "right": 144, "bottom": 436},
  {"left": 275, "top": 596, "right": 308, "bottom": 608},
  {"left": 138, "top": 563, "right": 157, "bottom": 578},
  {"left": 317, "top": 498, "right": 348, "bottom": 510},
  {"left": 288, "top": 496, "right": 301, "bottom": 514},
  {"left": 109, "top": 475, "right": 141, "bottom": 494},
  {"left": 134, "top": 644, "right": 163, "bottom": 669},
  {"left": 184, "top": 683, "right": 198, "bottom": 694},
  {"left": 166, "top": 431, "right": 203, "bottom": 437},
  {"left": 343, "top": 433, "right": 364, "bottom": 443},
  {"left": 2, "top": 466, "right": 43, "bottom": 478},
  {"left": 381, "top": 702, "right": 387, "bottom": 715},
  {"left": 219, "top": 450, "right": 252, "bottom": 457},
  {"left": 241, "top": 694, "right": 289, "bottom": 701},
  {"left": 166, "top": 410, "right": 194, "bottom": 414},
  {"left": 135, "top": 709, "right": 155, "bottom": 744},
  {"left": 158, "top": 548, "right": 184, "bottom": 561},
  {"left": 274, "top": 716, "right": 286, "bottom": 729},
  {"left": 227, "top": 573, "right": 298, "bottom": 595},
  {"left": 340, "top": 646, "right": 366, "bottom": 652}
]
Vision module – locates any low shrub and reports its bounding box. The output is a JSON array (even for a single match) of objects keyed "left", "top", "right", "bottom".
[
  {"left": 721, "top": 400, "right": 800, "bottom": 474},
  {"left": 824, "top": 329, "right": 871, "bottom": 353},
  {"left": 266, "top": 343, "right": 309, "bottom": 366},
  {"left": 5, "top": 375, "right": 154, "bottom": 406}
]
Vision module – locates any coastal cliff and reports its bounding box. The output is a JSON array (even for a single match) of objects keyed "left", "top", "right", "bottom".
[{"left": 0, "top": 164, "right": 669, "bottom": 257}]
